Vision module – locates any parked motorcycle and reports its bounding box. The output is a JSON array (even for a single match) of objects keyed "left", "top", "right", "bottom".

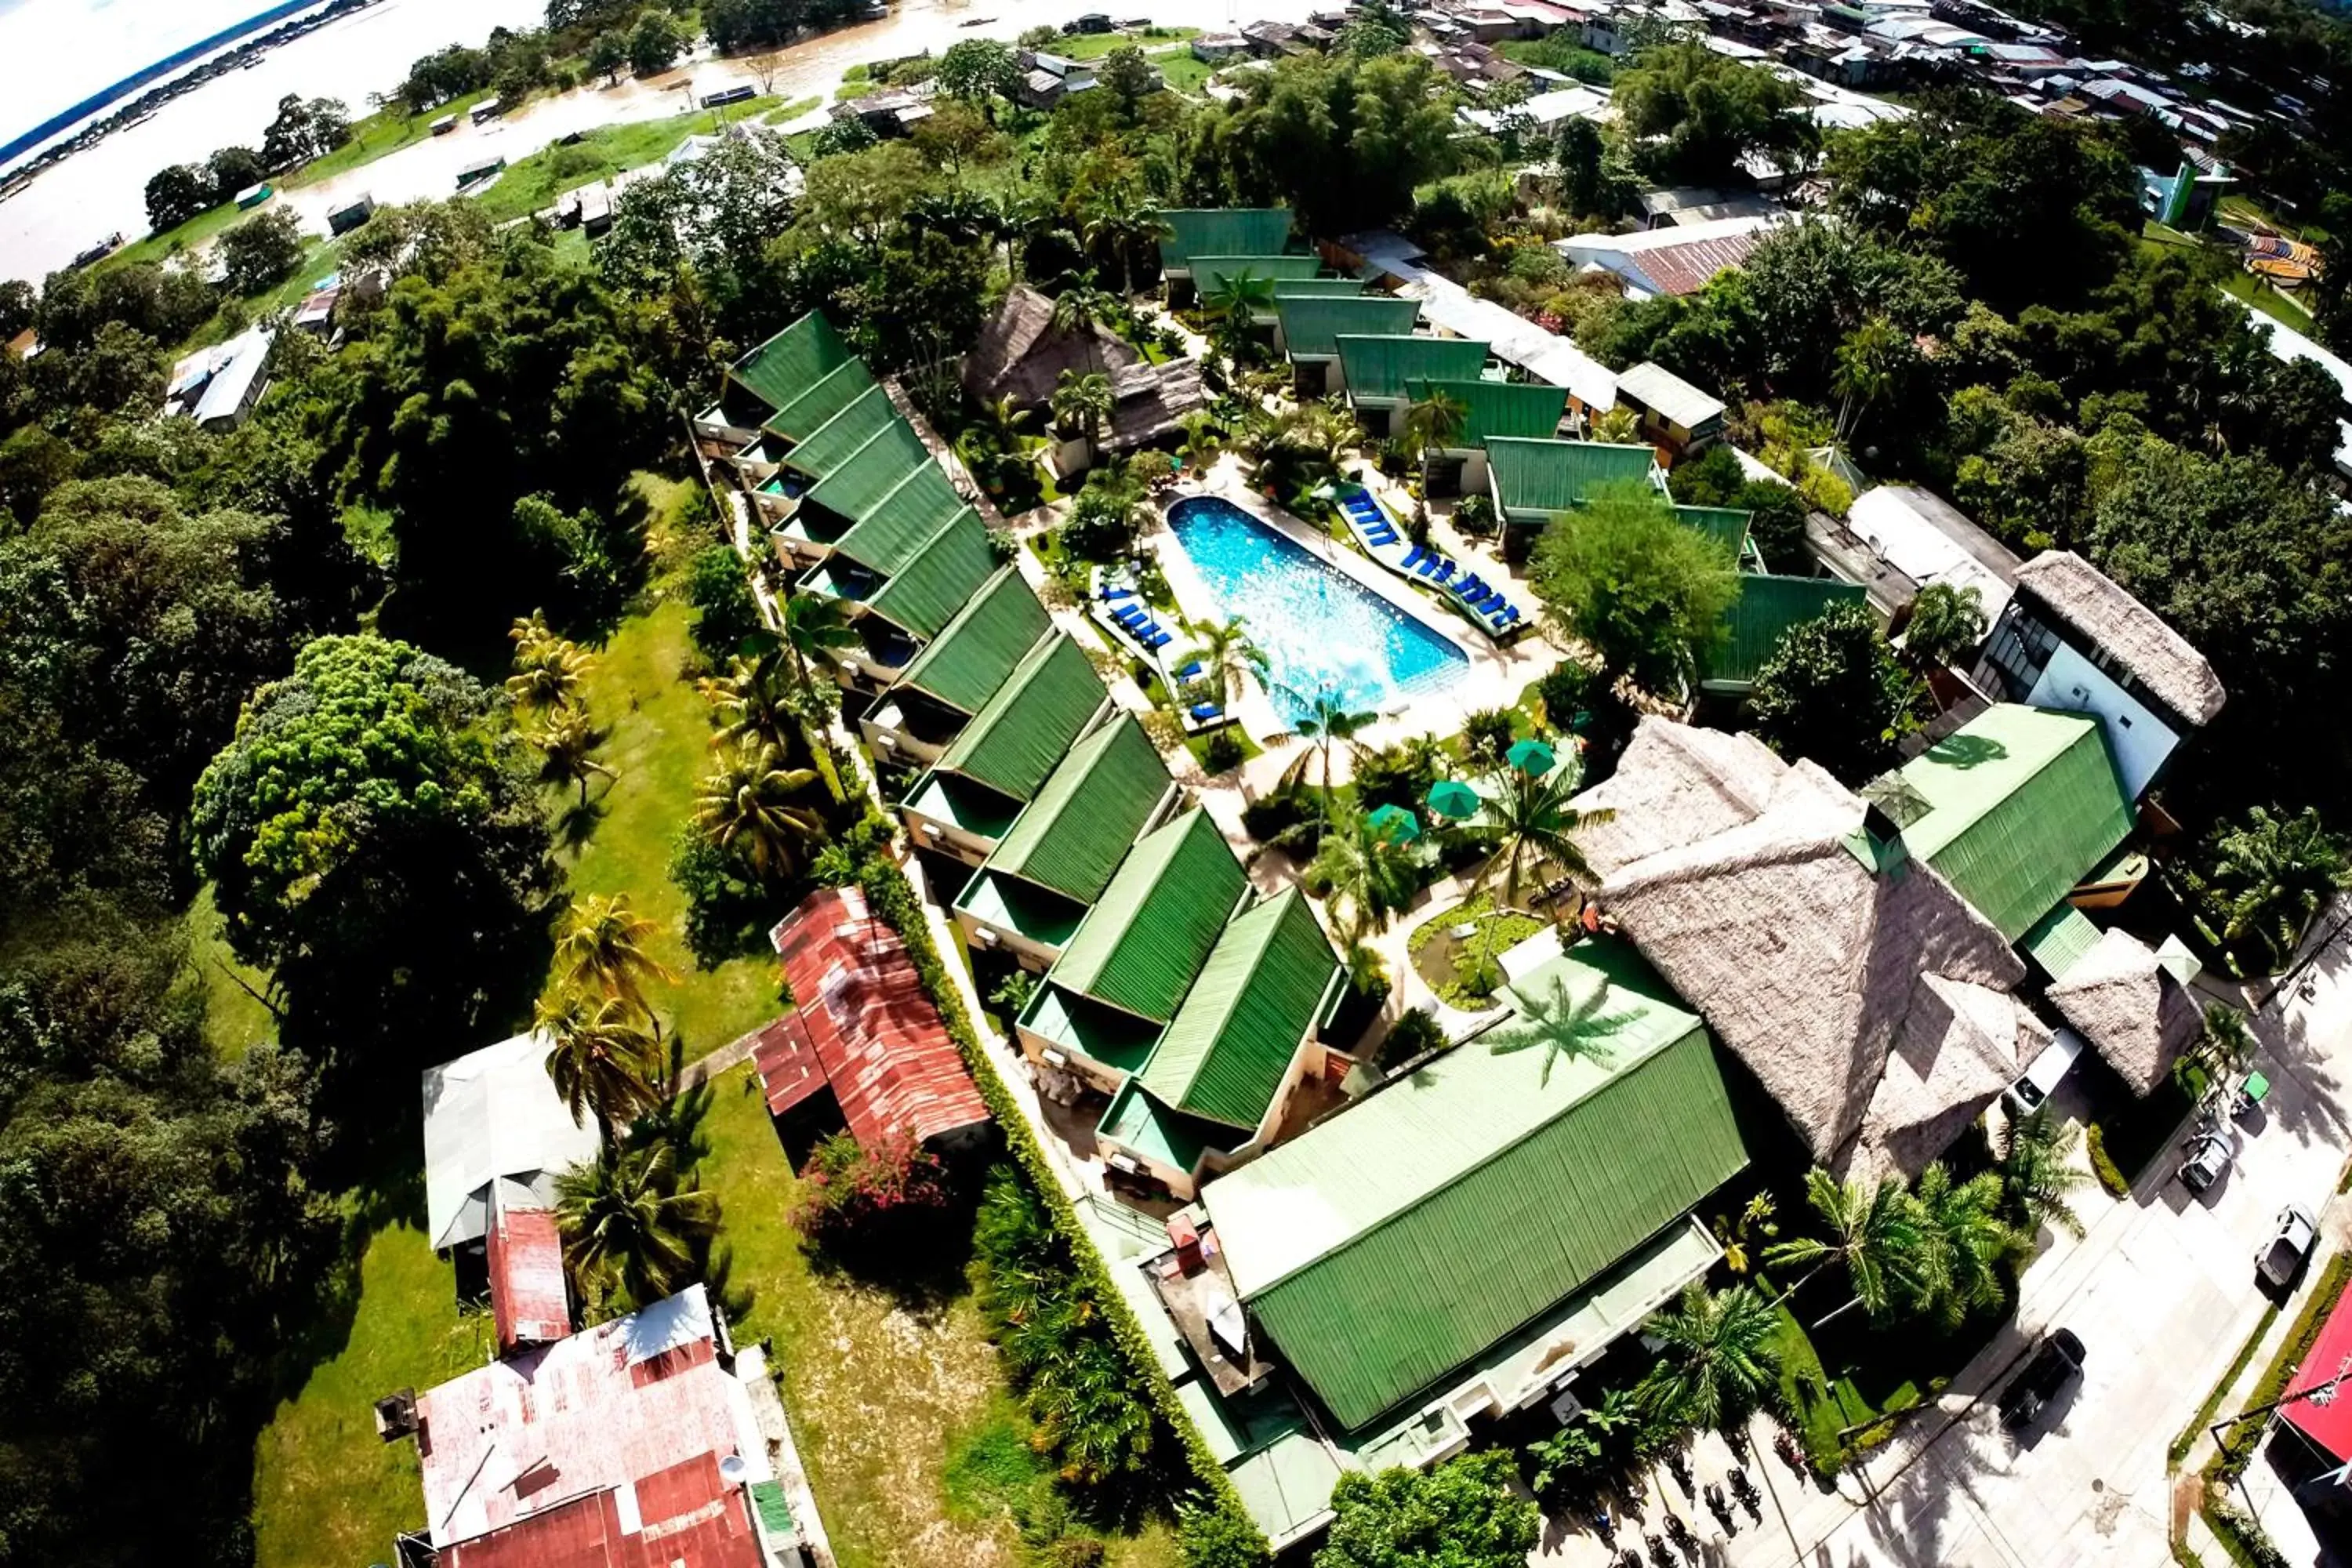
[{"left": 1730, "top": 1465, "right": 1764, "bottom": 1520}]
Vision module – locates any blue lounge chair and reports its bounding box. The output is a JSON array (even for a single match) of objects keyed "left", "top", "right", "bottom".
[
  {"left": 1401, "top": 544, "right": 1427, "bottom": 571},
  {"left": 1431, "top": 560, "right": 1456, "bottom": 585},
  {"left": 1147, "top": 632, "right": 1172, "bottom": 650},
  {"left": 1493, "top": 606, "right": 1521, "bottom": 630},
  {"left": 1366, "top": 531, "right": 1397, "bottom": 548},
  {"left": 1102, "top": 584, "right": 1134, "bottom": 601},
  {"left": 1456, "top": 575, "right": 1486, "bottom": 602},
  {"left": 1114, "top": 604, "right": 1145, "bottom": 624},
  {"left": 1175, "top": 660, "right": 1204, "bottom": 681},
  {"left": 1190, "top": 702, "right": 1221, "bottom": 721},
  {"left": 1477, "top": 588, "right": 1506, "bottom": 612}
]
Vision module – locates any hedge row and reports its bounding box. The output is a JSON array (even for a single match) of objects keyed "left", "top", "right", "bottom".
[
  {"left": 2212, "top": 1248, "right": 2352, "bottom": 1482},
  {"left": 849, "top": 851, "right": 1270, "bottom": 1560}
]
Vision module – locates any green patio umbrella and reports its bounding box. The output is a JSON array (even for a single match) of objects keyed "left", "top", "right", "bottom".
[
  {"left": 1507, "top": 738, "right": 1558, "bottom": 776},
  {"left": 1426, "top": 779, "right": 1481, "bottom": 820},
  {"left": 1367, "top": 803, "right": 1421, "bottom": 844}
]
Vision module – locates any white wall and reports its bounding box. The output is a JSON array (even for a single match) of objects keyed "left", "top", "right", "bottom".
[{"left": 2026, "top": 640, "right": 2180, "bottom": 800}]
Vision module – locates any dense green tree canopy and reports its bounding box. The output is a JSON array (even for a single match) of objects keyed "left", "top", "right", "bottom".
[
  {"left": 1612, "top": 43, "right": 1817, "bottom": 187},
  {"left": 1744, "top": 602, "right": 1918, "bottom": 784},
  {"left": 1531, "top": 485, "right": 1741, "bottom": 695},
  {"left": 1316, "top": 1452, "right": 1539, "bottom": 1568}
]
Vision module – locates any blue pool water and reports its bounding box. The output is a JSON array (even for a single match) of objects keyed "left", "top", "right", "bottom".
[{"left": 1166, "top": 495, "right": 1469, "bottom": 724}]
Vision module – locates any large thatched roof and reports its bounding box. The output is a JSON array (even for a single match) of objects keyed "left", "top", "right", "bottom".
[
  {"left": 1573, "top": 719, "right": 1786, "bottom": 880},
  {"left": 2014, "top": 551, "right": 2227, "bottom": 726},
  {"left": 1857, "top": 975, "right": 2049, "bottom": 1180},
  {"left": 1584, "top": 720, "right": 2025, "bottom": 1167},
  {"left": 2045, "top": 927, "right": 2204, "bottom": 1094},
  {"left": 963, "top": 284, "right": 1140, "bottom": 409},
  {"left": 1107, "top": 356, "right": 1207, "bottom": 451}
]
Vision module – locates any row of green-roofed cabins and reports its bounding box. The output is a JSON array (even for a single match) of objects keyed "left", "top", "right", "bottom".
[{"left": 1155, "top": 209, "right": 1298, "bottom": 305}]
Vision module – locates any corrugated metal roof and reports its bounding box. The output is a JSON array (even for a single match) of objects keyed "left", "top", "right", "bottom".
[
  {"left": 1205, "top": 939, "right": 1745, "bottom": 1431},
  {"left": 862, "top": 506, "right": 996, "bottom": 639},
  {"left": 819, "top": 445, "right": 966, "bottom": 570},
  {"left": 1410, "top": 377, "right": 1567, "bottom": 443},
  {"left": 1157, "top": 209, "right": 1294, "bottom": 269},
  {"left": 1138, "top": 885, "right": 1338, "bottom": 1131},
  {"left": 1334, "top": 335, "right": 1488, "bottom": 401},
  {"left": 1867, "top": 704, "right": 2133, "bottom": 942},
  {"left": 1276, "top": 294, "right": 1421, "bottom": 358},
  {"left": 764, "top": 357, "right": 879, "bottom": 443},
  {"left": 729, "top": 311, "right": 854, "bottom": 416},
  {"left": 782, "top": 382, "right": 900, "bottom": 477},
  {"left": 1704, "top": 573, "right": 1869, "bottom": 691},
  {"left": 1098, "top": 1079, "right": 1219, "bottom": 1171},
  {"left": 1619, "top": 360, "right": 1727, "bottom": 427},
  {"left": 1050, "top": 808, "right": 1247, "bottom": 1022},
  {"left": 1486, "top": 437, "right": 1661, "bottom": 517},
  {"left": 1675, "top": 503, "right": 1752, "bottom": 559},
  {"left": 983, "top": 714, "right": 1171, "bottom": 902},
  {"left": 485, "top": 1203, "right": 571, "bottom": 1353},
  {"left": 2021, "top": 900, "right": 2102, "bottom": 981},
  {"left": 1271, "top": 277, "right": 1373, "bottom": 299},
  {"left": 897, "top": 566, "right": 1051, "bottom": 714},
  {"left": 937, "top": 632, "right": 1106, "bottom": 801},
  {"left": 1189, "top": 254, "right": 1325, "bottom": 292}
]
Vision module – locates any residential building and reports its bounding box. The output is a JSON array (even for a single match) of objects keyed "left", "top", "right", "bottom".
[
  {"left": 1484, "top": 434, "right": 1666, "bottom": 555},
  {"left": 2138, "top": 159, "right": 2234, "bottom": 228},
  {"left": 2041, "top": 927, "right": 2203, "bottom": 1094},
  {"left": 1404, "top": 376, "right": 1572, "bottom": 492},
  {"left": 1018, "top": 52, "right": 1099, "bottom": 109},
  {"left": 1843, "top": 482, "right": 2020, "bottom": 626},
  {"left": 898, "top": 633, "right": 1113, "bottom": 863},
  {"left": 163, "top": 325, "right": 273, "bottom": 430},
  {"left": 1559, "top": 213, "right": 1783, "bottom": 297},
  {"left": 952, "top": 714, "right": 1181, "bottom": 967},
  {"left": 1614, "top": 359, "right": 1726, "bottom": 451},
  {"left": 755, "top": 884, "right": 993, "bottom": 1155},
  {"left": 325, "top": 191, "right": 375, "bottom": 234},
  {"left": 419, "top": 1029, "right": 599, "bottom": 1258},
  {"left": 1636, "top": 185, "right": 1781, "bottom": 227},
  {"left": 1454, "top": 82, "right": 1613, "bottom": 132},
  {"left": 1333, "top": 332, "right": 1490, "bottom": 440},
  {"left": 1971, "top": 550, "right": 2227, "bottom": 800},
  {"left": 860, "top": 567, "right": 1054, "bottom": 764},
  {"left": 1272, "top": 293, "right": 1422, "bottom": 397},
  {"left": 1153, "top": 207, "right": 1295, "bottom": 303}
]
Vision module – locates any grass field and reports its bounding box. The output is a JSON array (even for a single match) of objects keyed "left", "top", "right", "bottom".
[
  {"left": 191, "top": 883, "right": 277, "bottom": 1059},
  {"left": 1046, "top": 26, "right": 1200, "bottom": 60},
  {"left": 249, "top": 1209, "right": 487, "bottom": 1568},
  {"left": 286, "top": 89, "right": 502, "bottom": 191},
  {"left": 469, "top": 99, "right": 784, "bottom": 223}
]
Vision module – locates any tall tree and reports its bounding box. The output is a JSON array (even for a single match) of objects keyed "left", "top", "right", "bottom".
[
  {"left": 694, "top": 738, "right": 827, "bottom": 884},
  {"left": 2186, "top": 805, "right": 2352, "bottom": 975},
  {"left": 1911, "top": 1164, "right": 2016, "bottom": 1330},
  {"left": 1612, "top": 43, "right": 1817, "bottom": 186},
  {"left": 1635, "top": 1283, "right": 1783, "bottom": 1432},
  {"left": 1465, "top": 752, "right": 1613, "bottom": 918},
  {"left": 1181, "top": 614, "right": 1268, "bottom": 706},
  {"left": 555, "top": 1142, "right": 720, "bottom": 1316},
  {"left": 1315, "top": 1452, "right": 1538, "bottom": 1568},
  {"left": 537, "top": 988, "right": 661, "bottom": 1147},
  {"left": 556, "top": 892, "right": 680, "bottom": 1018},
  {"left": 1744, "top": 601, "right": 1919, "bottom": 785},
  {"left": 1530, "top": 482, "right": 1740, "bottom": 697},
  {"left": 1765, "top": 1168, "right": 1933, "bottom": 1328},
  {"left": 1900, "top": 583, "right": 1987, "bottom": 673},
  {"left": 1998, "top": 1105, "right": 2091, "bottom": 1241},
  {"left": 1308, "top": 801, "right": 1423, "bottom": 944},
  {"left": 1275, "top": 684, "right": 1377, "bottom": 813}
]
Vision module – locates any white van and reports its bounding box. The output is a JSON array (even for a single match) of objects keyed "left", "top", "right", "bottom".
[{"left": 2005, "top": 1028, "right": 2088, "bottom": 1116}]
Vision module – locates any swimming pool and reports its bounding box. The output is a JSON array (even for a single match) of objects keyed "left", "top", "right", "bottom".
[{"left": 1165, "top": 495, "right": 1469, "bottom": 724}]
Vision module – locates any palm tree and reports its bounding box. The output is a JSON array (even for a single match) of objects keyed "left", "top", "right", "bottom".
[
  {"left": 1308, "top": 802, "right": 1423, "bottom": 945},
  {"left": 1465, "top": 756, "right": 1614, "bottom": 923},
  {"left": 695, "top": 739, "right": 828, "bottom": 884},
  {"left": 1765, "top": 1168, "right": 1934, "bottom": 1329},
  {"left": 1203, "top": 268, "right": 1276, "bottom": 327},
  {"left": 527, "top": 701, "right": 616, "bottom": 804},
  {"left": 1182, "top": 614, "right": 1267, "bottom": 706},
  {"left": 1832, "top": 314, "right": 1907, "bottom": 446},
  {"left": 779, "top": 592, "right": 860, "bottom": 691},
  {"left": 1050, "top": 368, "right": 1114, "bottom": 465},
  {"left": 1998, "top": 1105, "right": 2091, "bottom": 1240},
  {"left": 1051, "top": 276, "right": 1118, "bottom": 373},
  {"left": 554, "top": 1142, "right": 719, "bottom": 1316},
  {"left": 1274, "top": 684, "right": 1376, "bottom": 815},
  {"left": 699, "top": 646, "right": 846, "bottom": 804},
  {"left": 2195, "top": 805, "right": 2352, "bottom": 974},
  {"left": 537, "top": 987, "right": 662, "bottom": 1149},
  {"left": 1911, "top": 1163, "right": 2016, "bottom": 1330},
  {"left": 1081, "top": 201, "right": 1170, "bottom": 299},
  {"left": 1636, "top": 1283, "right": 1783, "bottom": 1433},
  {"left": 557, "top": 892, "right": 680, "bottom": 1018},
  {"left": 1900, "top": 581, "right": 1987, "bottom": 673},
  {"left": 1401, "top": 387, "right": 1469, "bottom": 492},
  {"left": 507, "top": 619, "right": 593, "bottom": 711},
  {"left": 1176, "top": 409, "right": 1225, "bottom": 475}
]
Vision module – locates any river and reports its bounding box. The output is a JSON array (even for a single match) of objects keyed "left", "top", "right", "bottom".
[{"left": 0, "top": 0, "right": 1320, "bottom": 285}]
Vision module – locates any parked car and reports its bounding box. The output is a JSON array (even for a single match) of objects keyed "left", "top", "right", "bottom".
[
  {"left": 2004, "top": 1029, "right": 2087, "bottom": 1117},
  {"left": 1999, "top": 1328, "right": 2086, "bottom": 1430},
  {"left": 2259, "top": 1206, "right": 2320, "bottom": 1287},
  {"left": 2180, "top": 1126, "right": 2238, "bottom": 1192}
]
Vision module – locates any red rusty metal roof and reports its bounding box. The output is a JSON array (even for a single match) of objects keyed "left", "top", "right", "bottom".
[
  {"left": 2284, "top": 1274, "right": 2352, "bottom": 1463},
  {"left": 764, "top": 885, "right": 992, "bottom": 1149},
  {"left": 485, "top": 1202, "right": 572, "bottom": 1355},
  {"left": 750, "top": 1014, "right": 829, "bottom": 1117},
  {"left": 440, "top": 1453, "right": 759, "bottom": 1568},
  {"left": 1629, "top": 229, "right": 1769, "bottom": 296}
]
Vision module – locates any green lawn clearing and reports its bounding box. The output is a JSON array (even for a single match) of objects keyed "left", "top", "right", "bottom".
[
  {"left": 1409, "top": 892, "right": 1546, "bottom": 1007},
  {"left": 250, "top": 1211, "right": 486, "bottom": 1568},
  {"left": 285, "top": 89, "right": 503, "bottom": 190},
  {"left": 470, "top": 100, "right": 781, "bottom": 223},
  {"left": 765, "top": 95, "right": 822, "bottom": 125},
  {"left": 1046, "top": 26, "right": 1200, "bottom": 60},
  {"left": 191, "top": 883, "right": 277, "bottom": 1059}
]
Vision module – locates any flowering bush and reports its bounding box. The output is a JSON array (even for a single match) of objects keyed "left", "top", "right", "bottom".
[{"left": 789, "top": 1132, "right": 953, "bottom": 1265}]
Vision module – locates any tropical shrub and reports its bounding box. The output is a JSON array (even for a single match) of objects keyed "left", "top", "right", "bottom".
[{"left": 790, "top": 1132, "right": 956, "bottom": 1269}]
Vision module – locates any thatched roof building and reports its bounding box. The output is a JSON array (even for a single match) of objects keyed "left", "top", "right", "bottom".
[
  {"left": 1580, "top": 717, "right": 2034, "bottom": 1174},
  {"left": 2012, "top": 551, "right": 2227, "bottom": 727},
  {"left": 963, "top": 284, "right": 1139, "bottom": 409},
  {"left": 1106, "top": 356, "right": 1207, "bottom": 451},
  {"left": 2045, "top": 927, "right": 2204, "bottom": 1094}
]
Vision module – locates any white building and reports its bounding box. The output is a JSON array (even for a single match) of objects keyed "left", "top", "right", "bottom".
[{"left": 421, "top": 1029, "right": 599, "bottom": 1254}]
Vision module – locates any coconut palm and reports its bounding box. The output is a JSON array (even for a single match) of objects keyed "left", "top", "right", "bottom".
[
  {"left": 1176, "top": 409, "right": 1225, "bottom": 474},
  {"left": 557, "top": 892, "right": 680, "bottom": 1019},
  {"left": 1308, "top": 802, "right": 1423, "bottom": 945},
  {"left": 1911, "top": 1163, "right": 2017, "bottom": 1330},
  {"left": 554, "top": 1142, "right": 720, "bottom": 1316},
  {"left": 2194, "top": 805, "right": 2352, "bottom": 974},
  {"left": 1636, "top": 1283, "right": 1783, "bottom": 1433},
  {"left": 695, "top": 739, "right": 828, "bottom": 884},
  {"left": 1465, "top": 755, "right": 1614, "bottom": 921},
  {"left": 779, "top": 591, "right": 860, "bottom": 690},
  {"left": 1765, "top": 1168, "right": 1934, "bottom": 1328},
  {"left": 527, "top": 701, "right": 617, "bottom": 804},
  {"left": 1081, "top": 201, "right": 1169, "bottom": 299},
  {"left": 1900, "top": 582, "right": 1987, "bottom": 673},
  {"left": 1832, "top": 314, "right": 1908, "bottom": 446},
  {"left": 1401, "top": 387, "right": 1469, "bottom": 491},
  {"left": 699, "top": 647, "right": 845, "bottom": 804},
  {"left": 1998, "top": 1105, "right": 2091, "bottom": 1240},
  {"left": 506, "top": 618, "right": 593, "bottom": 711},
  {"left": 1051, "top": 276, "right": 1118, "bottom": 372},
  {"left": 537, "top": 987, "right": 662, "bottom": 1149},
  {"left": 1051, "top": 368, "right": 1115, "bottom": 464},
  {"left": 1182, "top": 614, "right": 1268, "bottom": 705},
  {"left": 1274, "top": 684, "right": 1376, "bottom": 814}
]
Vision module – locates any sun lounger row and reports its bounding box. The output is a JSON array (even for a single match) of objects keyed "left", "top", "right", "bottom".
[
  {"left": 1341, "top": 488, "right": 1399, "bottom": 548},
  {"left": 1109, "top": 600, "right": 1173, "bottom": 652},
  {"left": 1450, "top": 571, "right": 1523, "bottom": 633}
]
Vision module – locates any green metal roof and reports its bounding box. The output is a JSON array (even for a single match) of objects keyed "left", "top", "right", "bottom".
[
  {"left": 1409, "top": 378, "right": 1566, "bottom": 445},
  {"left": 1098, "top": 1079, "right": 1221, "bottom": 1173},
  {"left": 1156, "top": 209, "right": 1294, "bottom": 270},
  {"left": 2022, "top": 900, "right": 2102, "bottom": 981},
  {"left": 902, "top": 768, "right": 1023, "bottom": 840},
  {"left": 763, "top": 357, "right": 879, "bottom": 444},
  {"left": 937, "top": 633, "right": 1107, "bottom": 802},
  {"left": 862, "top": 506, "right": 996, "bottom": 638},
  {"left": 1022, "top": 982, "right": 1164, "bottom": 1075},
  {"left": 983, "top": 714, "right": 1171, "bottom": 902},
  {"left": 1703, "top": 573, "right": 1869, "bottom": 692},
  {"left": 728, "top": 312, "right": 854, "bottom": 417},
  {"left": 1050, "top": 808, "right": 1247, "bottom": 1022},
  {"left": 1276, "top": 295, "right": 1421, "bottom": 359},
  {"left": 780, "top": 383, "right": 900, "bottom": 477},
  {"left": 1674, "top": 504, "right": 1752, "bottom": 560},
  {"left": 1136, "top": 886, "right": 1338, "bottom": 1131},
  {"left": 1271, "top": 277, "right": 1373, "bottom": 299},
  {"left": 1864, "top": 704, "right": 2134, "bottom": 942},
  {"left": 953, "top": 867, "right": 1088, "bottom": 949},
  {"left": 749, "top": 1479, "right": 797, "bottom": 1539},
  {"left": 1486, "top": 437, "right": 1660, "bottom": 519},
  {"left": 1189, "top": 254, "right": 1325, "bottom": 293},
  {"left": 806, "top": 423, "right": 964, "bottom": 551},
  {"left": 1202, "top": 938, "right": 1748, "bottom": 1432},
  {"left": 896, "top": 566, "right": 1051, "bottom": 714},
  {"left": 1333, "top": 336, "right": 1488, "bottom": 403}
]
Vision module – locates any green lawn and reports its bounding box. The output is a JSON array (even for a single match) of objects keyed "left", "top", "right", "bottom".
[
  {"left": 764, "top": 95, "right": 822, "bottom": 125},
  {"left": 1047, "top": 26, "right": 1200, "bottom": 60},
  {"left": 250, "top": 1214, "right": 487, "bottom": 1568},
  {"left": 191, "top": 883, "right": 277, "bottom": 1059},
  {"left": 285, "top": 89, "right": 503, "bottom": 190},
  {"left": 556, "top": 591, "right": 780, "bottom": 1057},
  {"left": 470, "top": 100, "right": 782, "bottom": 223}
]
